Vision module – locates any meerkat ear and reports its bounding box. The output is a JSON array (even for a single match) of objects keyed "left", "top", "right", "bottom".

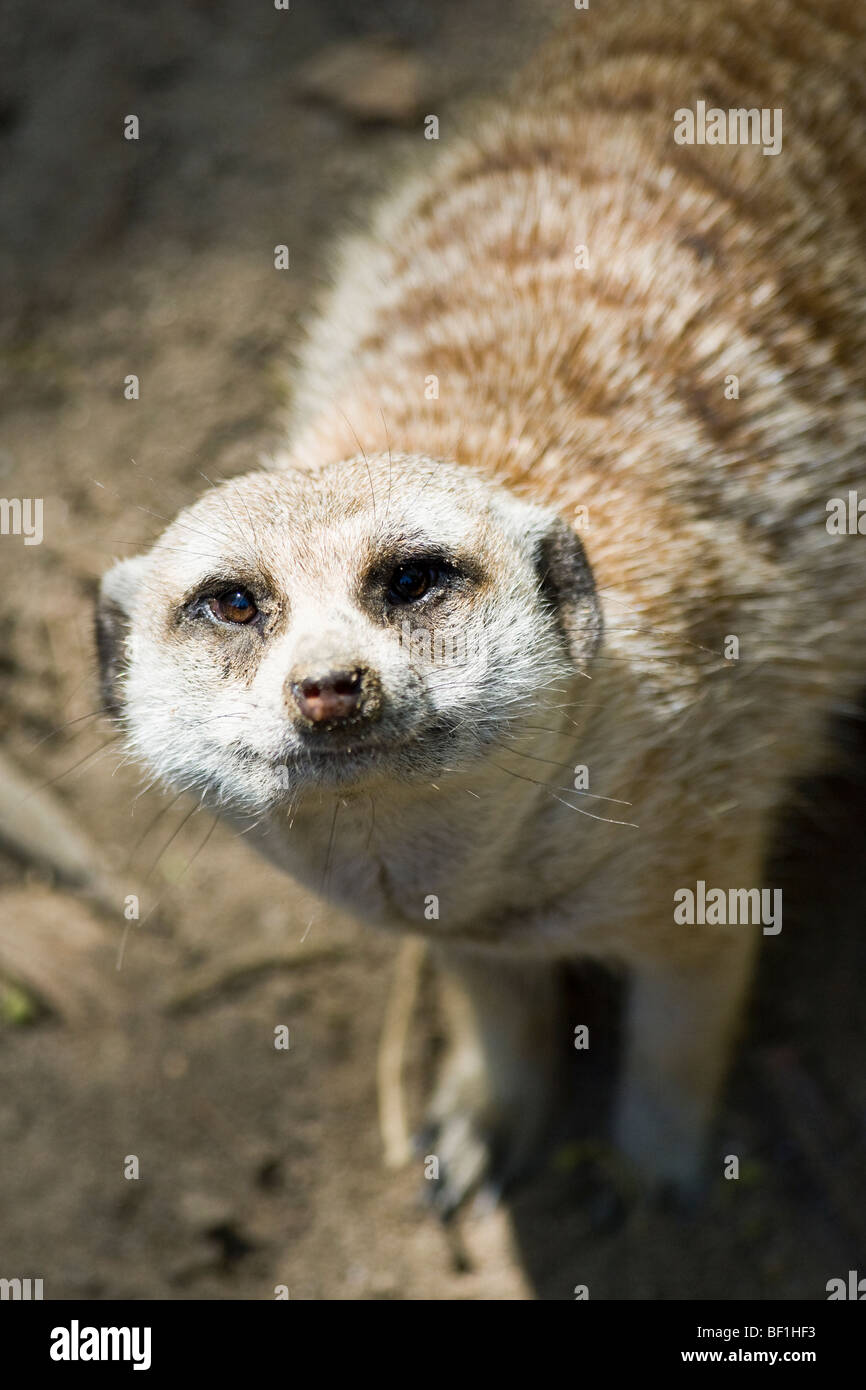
[
  {"left": 95, "top": 557, "right": 147, "bottom": 715},
  {"left": 534, "top": 514, "right": 603, "bottom": 668}
]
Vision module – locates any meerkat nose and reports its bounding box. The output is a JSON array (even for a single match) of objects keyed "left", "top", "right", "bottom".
[{"left": 291, "top": 668, "right": 364, "bottom": 726}]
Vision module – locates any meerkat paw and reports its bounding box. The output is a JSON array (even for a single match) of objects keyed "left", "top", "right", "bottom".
[
  {"left": 613, "top": 1087, "right": 707, "bottom": 1202},
  {"left": 417, "top": 1056, "right": 550, "bottom": 1219},
  {"left": 416, "top": 1109, "right": 499, "bottom": 1219}
]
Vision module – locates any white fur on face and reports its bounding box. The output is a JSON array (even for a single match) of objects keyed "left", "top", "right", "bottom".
[{"left": 103, "top": 456, "right": 588, "bottom": 814}]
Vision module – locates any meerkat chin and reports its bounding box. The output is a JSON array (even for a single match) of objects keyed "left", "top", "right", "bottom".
[{"left": 98, "top": 0, "right": 866, "bottom": 1214}]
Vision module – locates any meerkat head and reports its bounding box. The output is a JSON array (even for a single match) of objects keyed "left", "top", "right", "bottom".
[{"left": 96, "top": 455, "right": 601, "bottom": 813}]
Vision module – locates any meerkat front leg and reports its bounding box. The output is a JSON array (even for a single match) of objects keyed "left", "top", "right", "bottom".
[
  {"left": 422, "top": 947, "right": 562, "bottom": 1216},
  {"left": 614, "top": 928, "right": 759, "bottom": 1195}
]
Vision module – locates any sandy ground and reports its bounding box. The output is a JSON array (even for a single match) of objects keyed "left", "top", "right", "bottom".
[{"left": 1, "top": 0, "right": 865, "bottom": 1300}]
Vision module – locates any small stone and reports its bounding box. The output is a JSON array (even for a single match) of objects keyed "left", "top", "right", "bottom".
[
  {"left": 297, "top": 38, "right": 425, "bottom": 126},
  {"left": 178, "top": 1190, "right": 234, "bottom": 1231}
]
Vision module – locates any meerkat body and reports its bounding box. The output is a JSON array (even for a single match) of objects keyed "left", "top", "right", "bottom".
[{"left": 100, "top": 0, "right": 866, "bottom": 1209}]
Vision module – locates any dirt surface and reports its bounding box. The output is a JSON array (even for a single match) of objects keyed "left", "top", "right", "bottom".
[{"left": 1, "top": 0, "right": 865, "bottom": 1301}]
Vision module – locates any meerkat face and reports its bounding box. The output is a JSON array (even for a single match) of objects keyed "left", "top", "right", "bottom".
[{"left": 97, "top": 455, "right": 601, "bottom": 812}]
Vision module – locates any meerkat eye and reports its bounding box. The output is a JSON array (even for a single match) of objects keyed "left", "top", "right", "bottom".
[
  {"left": 386, "top": 562, "right": 437, "bottom": 604},
  {"left": 208, "top": 588, "right": 258, "bottom": 624}
]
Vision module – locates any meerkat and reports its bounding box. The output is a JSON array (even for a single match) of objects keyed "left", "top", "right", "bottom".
[{"left": 97, "top": 0, "right": 866, "bottom": 1214}]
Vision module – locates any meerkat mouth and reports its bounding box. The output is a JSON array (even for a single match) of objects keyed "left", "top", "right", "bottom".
[
  {"left": 293, "top": 743, "right": 390, "bottom": 763},
  {"left": 279, "top": 716, "right": 461, "bottom": 788},
  {"left": 284, "top": 734, "right": 413, "bottom": 778}
]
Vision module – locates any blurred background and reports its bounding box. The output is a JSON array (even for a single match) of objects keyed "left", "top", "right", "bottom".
[{"left": 1, "top": 0, "right": 865, "bottom": 1299}]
